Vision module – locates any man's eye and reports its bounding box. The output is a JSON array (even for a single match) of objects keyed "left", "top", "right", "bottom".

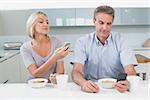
[
  {"left": 98, "top": 21, "right": 103, "bottom": 24},
  {"left": 107, "top": 23, "right": 112, "bottom": 25}
]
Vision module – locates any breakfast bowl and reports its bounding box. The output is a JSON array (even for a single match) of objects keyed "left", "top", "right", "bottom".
[
  {"left": 28, "top": 78, "right": 48, "bottom": 88},
  {"left": 98, "top": 78, "right": 117, "bottom": 89}
]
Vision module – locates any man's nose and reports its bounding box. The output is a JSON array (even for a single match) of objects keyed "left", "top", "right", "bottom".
[{"left": 102, "top": 25, "right": 107, "bottom": 30}]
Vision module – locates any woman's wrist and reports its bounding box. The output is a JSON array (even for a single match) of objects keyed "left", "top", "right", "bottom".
[{"left": 50, "top": 54, "right": 59, "bottom": 63}]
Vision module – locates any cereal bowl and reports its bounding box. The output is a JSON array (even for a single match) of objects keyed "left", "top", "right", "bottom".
[
  {"left": 98, "top": 78, "right": 117, "bottom": 89},
  {"left": 28, "top": 78, "right": 48, "bottom": 88}
]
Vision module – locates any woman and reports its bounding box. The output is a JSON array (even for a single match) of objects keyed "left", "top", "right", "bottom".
[{"left": 20, "top": 11, "right": 69, "bottom": 83}]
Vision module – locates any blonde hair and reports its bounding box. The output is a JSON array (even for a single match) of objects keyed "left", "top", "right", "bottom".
[{"left": 26, "top": 11, "right": 48, "bottom": 39}]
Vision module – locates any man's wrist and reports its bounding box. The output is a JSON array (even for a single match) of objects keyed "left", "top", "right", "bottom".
[{"left": 80, "top": 80, "right": 88, "bottom": 88}]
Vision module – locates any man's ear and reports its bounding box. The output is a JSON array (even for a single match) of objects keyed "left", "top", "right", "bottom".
[{"left": 93, "top": 19, "right": 96, "bottom": 24}]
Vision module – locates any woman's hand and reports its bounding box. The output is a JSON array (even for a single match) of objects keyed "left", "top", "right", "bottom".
[
  {"left": 53, "top": 45, "right": 70, "bottom": 60},
  {"left": 49, "top": 73, "right": 57, "bottom": 84}
]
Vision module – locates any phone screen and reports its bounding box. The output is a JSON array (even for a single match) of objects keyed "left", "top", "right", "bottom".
[
  {"left": 117, "top": 73, "right": 127, "bottom": 82},
  {"left": 64, "top": 43, "right": 71, "bottom": 47},
  {"left": 64, "top": 43, "right": 71, "bottom": 51}
]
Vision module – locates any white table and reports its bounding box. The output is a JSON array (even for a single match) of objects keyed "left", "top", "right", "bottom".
[{"left": 0, "top": 81, "right": 149, "bottom": 100}]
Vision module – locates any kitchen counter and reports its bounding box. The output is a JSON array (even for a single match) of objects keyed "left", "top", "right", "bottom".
[
  {"left": 0, "top": 81, "right": 149, "bottom": 100},
  {"left": 133, "top": 47, "right": 150, "bottom": 60},
  {"left": 133, "top": 47, "right": 150, "bottom": 51},
  {"left": 0, "top": 49, "right": 20, "bottom": 63},
  {"left": 135, "top": 54, "right": 150, "bottom": 63}
]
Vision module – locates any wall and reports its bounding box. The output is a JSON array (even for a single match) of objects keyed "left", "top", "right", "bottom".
[
  {"left": 0, "top": 26, "right": 150, "bottom": 48},
  {"left": 0, "top": 10, "right": 28, "bottom": 36}
]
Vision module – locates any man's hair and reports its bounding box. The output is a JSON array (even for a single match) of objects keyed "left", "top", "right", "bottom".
[
  {"left": 26, "top": 11, "right": 48, "bottom": 39},
  {"left": 93, "top": 5, "right": 115, "bottom": 21}
]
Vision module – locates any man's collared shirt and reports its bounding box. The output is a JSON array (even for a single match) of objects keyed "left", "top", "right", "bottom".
[{"left": 71, "top": 31, "right": 137, "bottom": 81}]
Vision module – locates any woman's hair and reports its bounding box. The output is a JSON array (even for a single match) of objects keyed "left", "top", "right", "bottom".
[
  {"left": 93, "top": 5, "right": 115, "bottom": 21},
  {"left": 26, "top": 11, "right": 48, "bottom": 39}
]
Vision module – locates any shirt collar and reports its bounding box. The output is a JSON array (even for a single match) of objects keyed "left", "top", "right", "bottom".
[{"left": 94, "top": 32, "right": 112, "bottom": 46}]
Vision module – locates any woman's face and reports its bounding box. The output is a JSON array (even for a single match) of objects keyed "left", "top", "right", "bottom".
[{"left": 34, "top": 15, "right": 49, "bottom": 35}]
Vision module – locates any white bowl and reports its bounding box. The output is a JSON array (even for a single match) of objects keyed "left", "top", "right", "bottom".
[
  {"left": 28, "top": 78, "right": 48, "bottom": 88},
  {"left": 98, "top": 78, "right": 117, "bottom": 89}
]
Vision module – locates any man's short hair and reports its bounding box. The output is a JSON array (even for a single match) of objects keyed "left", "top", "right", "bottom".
[{"left": 93, "top": 5, "right": 115, "bottom": 21}]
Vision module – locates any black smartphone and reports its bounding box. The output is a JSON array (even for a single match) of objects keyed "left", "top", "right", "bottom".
[{"left": 117, "top": 73, "right": 127, "bottom": 82}]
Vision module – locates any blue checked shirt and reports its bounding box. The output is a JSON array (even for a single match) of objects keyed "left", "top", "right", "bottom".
[{"left": 71, "top": 31, "right": 137, "bottom": 81}]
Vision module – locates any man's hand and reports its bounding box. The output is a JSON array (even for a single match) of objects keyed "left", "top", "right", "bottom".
[
  {"left": 114, "top": 80, "right": 129, "bottom": 93},
  {"left": 81, "top": 80, "right": 100, "bottom": 93}
]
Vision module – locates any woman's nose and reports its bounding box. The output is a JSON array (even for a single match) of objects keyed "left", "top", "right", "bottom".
[{"left": 44, "top": 22, "right": 48, "bottom": 26}]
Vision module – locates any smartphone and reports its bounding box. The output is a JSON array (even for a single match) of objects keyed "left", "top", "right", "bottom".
[
  {"left": 64, "top": 42, "right": 71, "bottom": 47},
  {"left": 117, "top": 73, "right": 127, "bottom": 82},
  {"left": 64, "top": 42, "right": 71, "bottom": 51}
]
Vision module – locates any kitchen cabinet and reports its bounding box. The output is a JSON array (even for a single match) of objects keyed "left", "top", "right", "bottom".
[
  {"left": 0, "top": 8, "right": 149, "bottom": 35},
  {"left": 75, "top": 8, "right": 94, "bottom": 26},
  {"left": 75, "top": 8, "right": 122, "bottom": 26},
  {"left": 0, "top": 53, "right": 29, "bottom": 83},
  {"left": 0, "top": 54, "right": 21, "bottom": 83},
  {"left": 120, "top": 8, "right": 150, "bottom": 25},
  {"left": 45, "top": 8, "right": 150, "bottom": 26},
  {"left": 18, "top": 54, "right": 29, "bottom": 83},
  {"left": 28, "top": 8, "right": 75, "bottom": 26}
]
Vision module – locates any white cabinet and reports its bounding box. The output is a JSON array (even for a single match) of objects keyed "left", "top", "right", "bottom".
[
  {"left": 18, "top": 54, "right": 29, "bottom": 83},
  {"left": 120, "top": 8, "right": 149, "bottom": 25},
  {"left": 47, "top": 8, "right": 150, "bottom": 26},
  {"left": 0, "top": 53, "right": 29, "bottom": 83},
  {"left": 28, "top": 9, "right": 76, "bottom": 26},
  {"left": 1, "top": 8, "right": 148, "bottom": 30},
  {"left": 0, "top": 54, "right": 21, "bottom": 83}
]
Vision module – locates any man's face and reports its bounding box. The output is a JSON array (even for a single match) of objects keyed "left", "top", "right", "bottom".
[{"left": 94, "top": 12, "right": 113, "bottom": 39}]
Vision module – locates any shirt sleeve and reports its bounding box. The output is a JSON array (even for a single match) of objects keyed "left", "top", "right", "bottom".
[
  {"left": 119, "top": 35, "right": 138, "bottom": 67},
  {"left": 70, "top": 38, "right": 87, "bottom": 65},
  {"left": 20, "top": 44, "right": 35, "bottom": 68}
]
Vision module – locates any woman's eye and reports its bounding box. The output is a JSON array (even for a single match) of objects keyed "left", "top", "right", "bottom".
[{"left": 39, "top": 21, "right": 43, "bottom": 23}]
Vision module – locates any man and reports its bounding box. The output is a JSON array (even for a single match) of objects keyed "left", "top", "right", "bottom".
[{"left": 71, "top": 5, "right": 137, "bottom": 93}]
